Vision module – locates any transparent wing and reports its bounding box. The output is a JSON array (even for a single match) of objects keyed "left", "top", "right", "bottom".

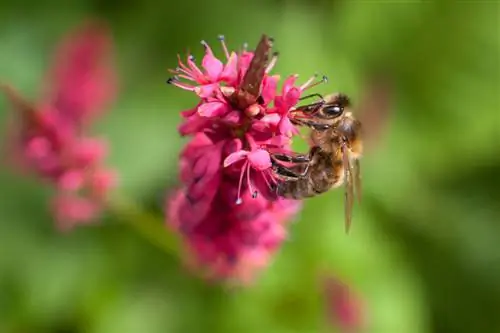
[
  {"left": 353, "top": 158, "right": 362, "bottom": 204},
  {"left": 342, "top": 144, "right": 355, "bottom": 234}
]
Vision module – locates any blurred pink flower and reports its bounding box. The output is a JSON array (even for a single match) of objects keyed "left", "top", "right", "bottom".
[
  {"left": 1, "top": 20, "right": 118, "bottom": 230},
  {"left": 323, "top": 275, "right": 366, "bottom": 333},
  {"left": 44, "top": 20, "right": 117, "bottom": 125},
  {"left": 166, "top": 35, "right": 326, "bottom": 282}
]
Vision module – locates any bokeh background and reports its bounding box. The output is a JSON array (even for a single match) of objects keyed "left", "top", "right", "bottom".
[{"left": 0, "top": 1, "right": 499, "bottom": 332}]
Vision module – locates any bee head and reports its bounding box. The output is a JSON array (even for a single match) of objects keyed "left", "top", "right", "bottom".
[{"left": 318, "top": 93, "right": 351, "bottom": 119}]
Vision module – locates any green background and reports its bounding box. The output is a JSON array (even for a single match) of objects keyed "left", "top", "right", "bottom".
[{"left": 0, "top": 1, "right": 499, "bottom": 332}]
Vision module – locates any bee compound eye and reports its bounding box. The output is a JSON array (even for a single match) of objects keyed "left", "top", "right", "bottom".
[{"left": 323, "top": 104, "right": 343, "bottom": 117}]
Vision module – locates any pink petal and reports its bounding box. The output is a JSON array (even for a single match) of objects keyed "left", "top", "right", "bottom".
[
  {"left": 282, "top": 74, "right": 298, "bottom": 96},
  {"left": 178, "top": 113, "right": 210, "bottom": 136},
  {"left": 223, "top": 138, "right": 243, "bottom": 156},
  {"left": 74, "top": 138, "right": 107, "bottom": 165},
  {"left": 284, "top": 87, "right": 301, "bottom": 107},
  {"left": 261, "top": 75, "right": 279, "bottom": 105},
  {"left": 25, "top": 136, "right": 52, "bottom": 160},
  {"left": 53, "top": 195, "right": 100, "bottom": 231},
  {"left": 58, "top": 169, "right": 85, "bottom": 191},
  {"left": 180, "top": 106, "right": 198, "bottom": 118},
  {"left": 91, "top": 168, "right": 117, "bottom": 197},
  {"left": 222, "top": 110, "right": 242, "bottom": 125},
  {"left": 197, "top": 101, "right": 229, "bottom": 118},
  {"left": 259, "top": 113, "right": 280, "bottom": 126},
  {"left": 279, "top": 117, "right": 299, "bottom": 137},
  {"left": 202, "top": 46, "right": 224, "bottom": 82},
  {"left": 220, "top": 52, "right": 238, "bottom": 84},
  {"left": 223, "top": 150, "right": 249, "bottom": 167},
  {"left": 194, "top": 83, "right": 218, "bottom": 98},
  {"left": 247, "top": 149, "right": 271, "bottom": 171}
]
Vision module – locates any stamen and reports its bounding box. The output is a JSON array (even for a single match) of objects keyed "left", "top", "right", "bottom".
[
  {"left": 300, "top": 73, "right": 318, "bottom": 90},
  {"left": 235, "top": 161, "right": 248, "bottom": 205},
  {"left": 200, "top": 40, "right": 208, "bottom": 50},
  {"left": 252, "top": 191, "right": 258, "bottom": 199},
  {"left": 246, "top": 162, "right": 255, "bottom": 197},
  {"left": 188, "top": 54, "right": 196, "bottom": 61},
  {"left": 218, "top": 35, "right": 230, "bottom": 60},
  {"left": 265, "top": 51, "right": 279, "bottom": 74},
  {"left": 186, "top": 54, "right": 205, "bottom": 81},
  {"left": 168, "top": 79, "right": 196, "bottom": 91},
  {"left": 242, "top": 42, "right": 248, "bottom": 52},
  {"left": 301, "top": 74, "right": 328, "bottom": 91}
]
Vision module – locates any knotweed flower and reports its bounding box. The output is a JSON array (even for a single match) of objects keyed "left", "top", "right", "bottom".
[
  {"left": 1, "top": 21, "right": 117, "bottom": 231},
  {"left": 166, "top": 35, "right": 326, "bottom": 282},
  {"left": 323, "top": 275, "right": 366, "bottom": 333}
]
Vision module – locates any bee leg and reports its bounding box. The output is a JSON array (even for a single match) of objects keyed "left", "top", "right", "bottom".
[
  {"left": 271, "top": 159, "right": 301, "bottom": 180},
  {"left": 294, "top": 101, "right": 324, "bottom": 113},
  {"left": 271, "top": 153, "right": 310, "bottom": 163},
  {"left": 296, "top": 120, "right": 331, "bottom": 131},
  {"left": 299, "top": 93, "right": 324, "bottom": 102}
]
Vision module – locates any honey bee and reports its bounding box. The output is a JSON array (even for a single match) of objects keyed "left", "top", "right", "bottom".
[{"left": 271, "top": 93, "right": 363, "bottom": 232}]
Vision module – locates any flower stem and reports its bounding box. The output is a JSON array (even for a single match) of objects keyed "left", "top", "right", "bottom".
[{"left": 107, "top": 194, "right": 180, "bottom": 257}]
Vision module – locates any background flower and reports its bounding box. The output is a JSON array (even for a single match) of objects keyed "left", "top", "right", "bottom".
[{"left": 1, "top": 20, "right": 118, "bottom": 230}]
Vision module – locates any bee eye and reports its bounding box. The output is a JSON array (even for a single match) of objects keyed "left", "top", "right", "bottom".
[{"left": 323, "top": 104, "right": 344, "bottom": 117}]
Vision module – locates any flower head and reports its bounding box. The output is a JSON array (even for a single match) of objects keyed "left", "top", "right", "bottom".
[
  {"left": 166, "top": 35, "right": 327, "bottom": 282},
  {"left": 1, "top": 21, "right": 118, "bottom": 230},
  {"left": 323, "top": 275, "right": 366, "bottom": 333}
]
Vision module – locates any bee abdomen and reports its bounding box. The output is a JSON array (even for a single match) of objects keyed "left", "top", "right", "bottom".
[{"left": 276, "top": 178, "right": 324, "bottom": 200}]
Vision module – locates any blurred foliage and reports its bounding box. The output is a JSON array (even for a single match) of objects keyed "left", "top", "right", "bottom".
[{"left": 0, "top": 1, "right": 499, "bottom": 332}]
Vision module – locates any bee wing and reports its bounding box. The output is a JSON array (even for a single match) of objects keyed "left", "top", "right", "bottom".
[
  {"left": 342, "top": 143, "right": 355, "bottom": 234},
  {"left": 240, "top": 34, "right": 272, "bottom": 97},
  {"left": 353, "top": 158, "right": 362, "bottom": 204}
]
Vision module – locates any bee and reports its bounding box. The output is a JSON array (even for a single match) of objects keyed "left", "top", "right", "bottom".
[
  {"left": 271, "top": 93, "right": 363, "bottom": 232},
  {"left": 224, "top": 34, "right": 276, "bottom": 110}
]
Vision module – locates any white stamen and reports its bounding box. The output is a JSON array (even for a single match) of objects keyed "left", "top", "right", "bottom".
[
  {"left": 218, "top": 35, "right": 230, "bottom": 60},
  {"left": 302, "top": 74, "right": 328, "bottom": 91},
  {"left": 265, "top": 52, "right": 279, "bottom": 74}
]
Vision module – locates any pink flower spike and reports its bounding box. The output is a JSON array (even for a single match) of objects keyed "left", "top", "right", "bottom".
[
  {"left": 1, "top": 20, "right": 119, "bottom": 231},
  {"left": 166, "top": 34, "right": 340, "bottom": 283}
]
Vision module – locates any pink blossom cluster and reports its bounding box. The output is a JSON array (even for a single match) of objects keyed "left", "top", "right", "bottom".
[
  {"left": 1, "top": 21, "right": 117, "bottom": 231},
  {"left": 323, "top": 275, "right": 366, "bottom": 332},
  {"left": 167, "top": 36, "right": 324, "bottom": 282}
]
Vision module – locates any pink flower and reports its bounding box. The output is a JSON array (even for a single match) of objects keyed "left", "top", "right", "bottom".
[
  {"left": 44, "top": 20, "right": 117, "bottom": 125},
  {"left": 166, "top": 35, "right": 327, "bottom": 282},
  {"left": 323, "top": 275, "right": 366, "bottom": 333},
  {"left": 1, "top": 20, "right": 118, "bottom": 230}
]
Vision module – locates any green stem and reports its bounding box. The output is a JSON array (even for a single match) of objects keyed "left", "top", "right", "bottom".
[{"left": 107, "top": 195, "right": 180, "bottom": 257}]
